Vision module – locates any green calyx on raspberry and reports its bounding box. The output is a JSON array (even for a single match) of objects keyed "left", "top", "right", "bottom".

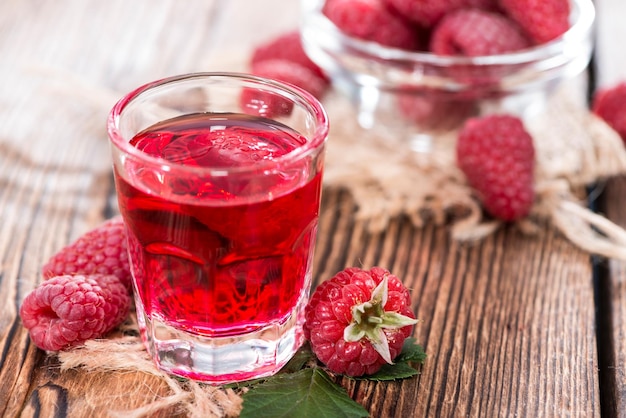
[{"left": 343, "top": 275, "right": 418, "bottom": 364}]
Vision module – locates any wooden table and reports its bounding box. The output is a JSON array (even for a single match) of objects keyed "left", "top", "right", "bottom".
[{"left": 1, "top": 1, "right": 624, "bottom": 417}]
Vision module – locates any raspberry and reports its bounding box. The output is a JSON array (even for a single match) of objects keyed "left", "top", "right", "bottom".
[
  {"left": 397, "top": 87, "right": 478, "bottom": 130},
  {"left": 304, "top": 267, "right": 417, "bottom": 377},
  {"left": 465, "top": 0, "right": 499, "bottom": 10},
  {"left": 456, "top": 114, "right": 535, "bottom": 221},
  {"left": 251, "top": 59, "right": 328, "bottom": 100},
  {"left": 592, "top": 81, "right": 626, "bottom": 143},
  {"left": 499, "top": 0, "right": 571, "bottom": 44},
  {"left": 242, "top": 59, "right": 329, "bottom": 118},
  {"left": 382, "top": 0, "right": 466, "bottom": 28},
  {"left": 429, "top": 9, "right": 530, "bottom": 56},
  {"left": 19, "top": 274, "right": 130, "bottom": 351},
  {"left": 251, "top": 30, "right": 328, "bottom": 81},
  {"left": 324, "top": 0, "right": 421, "bottom": 50},
  {"left": 42, "top": 216, "right": 132, "bottom": 290}
]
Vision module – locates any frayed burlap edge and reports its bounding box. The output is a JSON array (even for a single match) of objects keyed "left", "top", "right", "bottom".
[
  {"left": 57, "top": 315, "right": 245, "bottom": 418},
  {"left": 322, "top": 86, "right": 626, "bottom": 260}
]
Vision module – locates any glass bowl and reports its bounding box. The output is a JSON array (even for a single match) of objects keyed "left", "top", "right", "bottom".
[{"left": 300, "top": 0, "right": 595, "bottom": 151}]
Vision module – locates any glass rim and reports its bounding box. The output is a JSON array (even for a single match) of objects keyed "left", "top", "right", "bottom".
[
  {"left": 302, "top": 0, "right": 595, "bottom": 67},
  {"left": 107, "top": 72, "right": 329, "bottom": 176}
]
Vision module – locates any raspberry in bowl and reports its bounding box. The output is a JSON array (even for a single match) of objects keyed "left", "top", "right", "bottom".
[{"left": 300, "top": 0, "right": 595, "bottom": 151}]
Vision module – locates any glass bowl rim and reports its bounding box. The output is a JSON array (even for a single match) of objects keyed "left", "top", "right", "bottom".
[{"left": 301, "top": 0, "right": 595, "bottom": 67}]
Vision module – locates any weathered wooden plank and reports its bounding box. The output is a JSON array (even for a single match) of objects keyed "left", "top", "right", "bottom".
[
  {"left": 21, "top": 365, "right": 182, "bottom": 418},
  {"left": 592, "top": 0, "right": 626, "bottom": 416},
  {"left": 317, "top": 190, "right": 599, "bottom": 417}
]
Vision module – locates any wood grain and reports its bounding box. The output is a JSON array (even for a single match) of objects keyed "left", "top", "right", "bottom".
[
  {"left": 0, "top": 0, "right": 614, "bottom": 416},
  {"left": 316, "top": 189, "right": 599, "bottom": 417}
]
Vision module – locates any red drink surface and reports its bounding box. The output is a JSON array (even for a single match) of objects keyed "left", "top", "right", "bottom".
[{"left": 115, "top": 113, "right": 322, "bottom": 337}]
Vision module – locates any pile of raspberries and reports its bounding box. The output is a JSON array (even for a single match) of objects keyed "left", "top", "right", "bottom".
[
  {"left": 322, "top": 0, "right": 571, "bottom": 53},
  {"left": 246, "top": 0, "right": 573, "bottom": 105}
]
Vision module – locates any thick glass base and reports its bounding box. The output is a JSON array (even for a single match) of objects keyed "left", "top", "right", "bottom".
[{"left": 135, "top": 295, "right": 306, "bottom": 384}]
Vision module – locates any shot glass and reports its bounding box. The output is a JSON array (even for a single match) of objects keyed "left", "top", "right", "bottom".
[{"left": 107, "top": 73, "right": 328, "bottom": 384}]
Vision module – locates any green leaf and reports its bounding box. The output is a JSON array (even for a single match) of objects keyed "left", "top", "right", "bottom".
[
  {"left": 240, "top": 368, "right": 369, "bottom": 418},
  {"left": 354, "top": 339, "right": 426, "bottom": 380},
  {"left": 396, "top": 338, "right": 427, "bottom": 364},
  {"left": 225, "top": 345, "right": 317, "bottom": 390},
  {"left": 360, "top": 362, "right": 419, "bottom": 381}
]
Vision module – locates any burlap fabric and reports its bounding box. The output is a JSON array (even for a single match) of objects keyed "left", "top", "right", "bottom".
[{"left": 322, "top": 87, "right": 626, "bottom": 259}]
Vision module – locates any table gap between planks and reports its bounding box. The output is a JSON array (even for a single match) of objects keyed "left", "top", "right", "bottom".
[
  {"left": 0, "top": 0, "right": 623, "bottom": 417},
  {"left": 592, "top": 0, "right": 626, "bottom": 417}
]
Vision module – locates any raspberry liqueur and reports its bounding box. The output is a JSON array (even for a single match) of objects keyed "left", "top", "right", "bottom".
[{"left": 115, "top": 113, "right": 322, "bottom": 338}]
